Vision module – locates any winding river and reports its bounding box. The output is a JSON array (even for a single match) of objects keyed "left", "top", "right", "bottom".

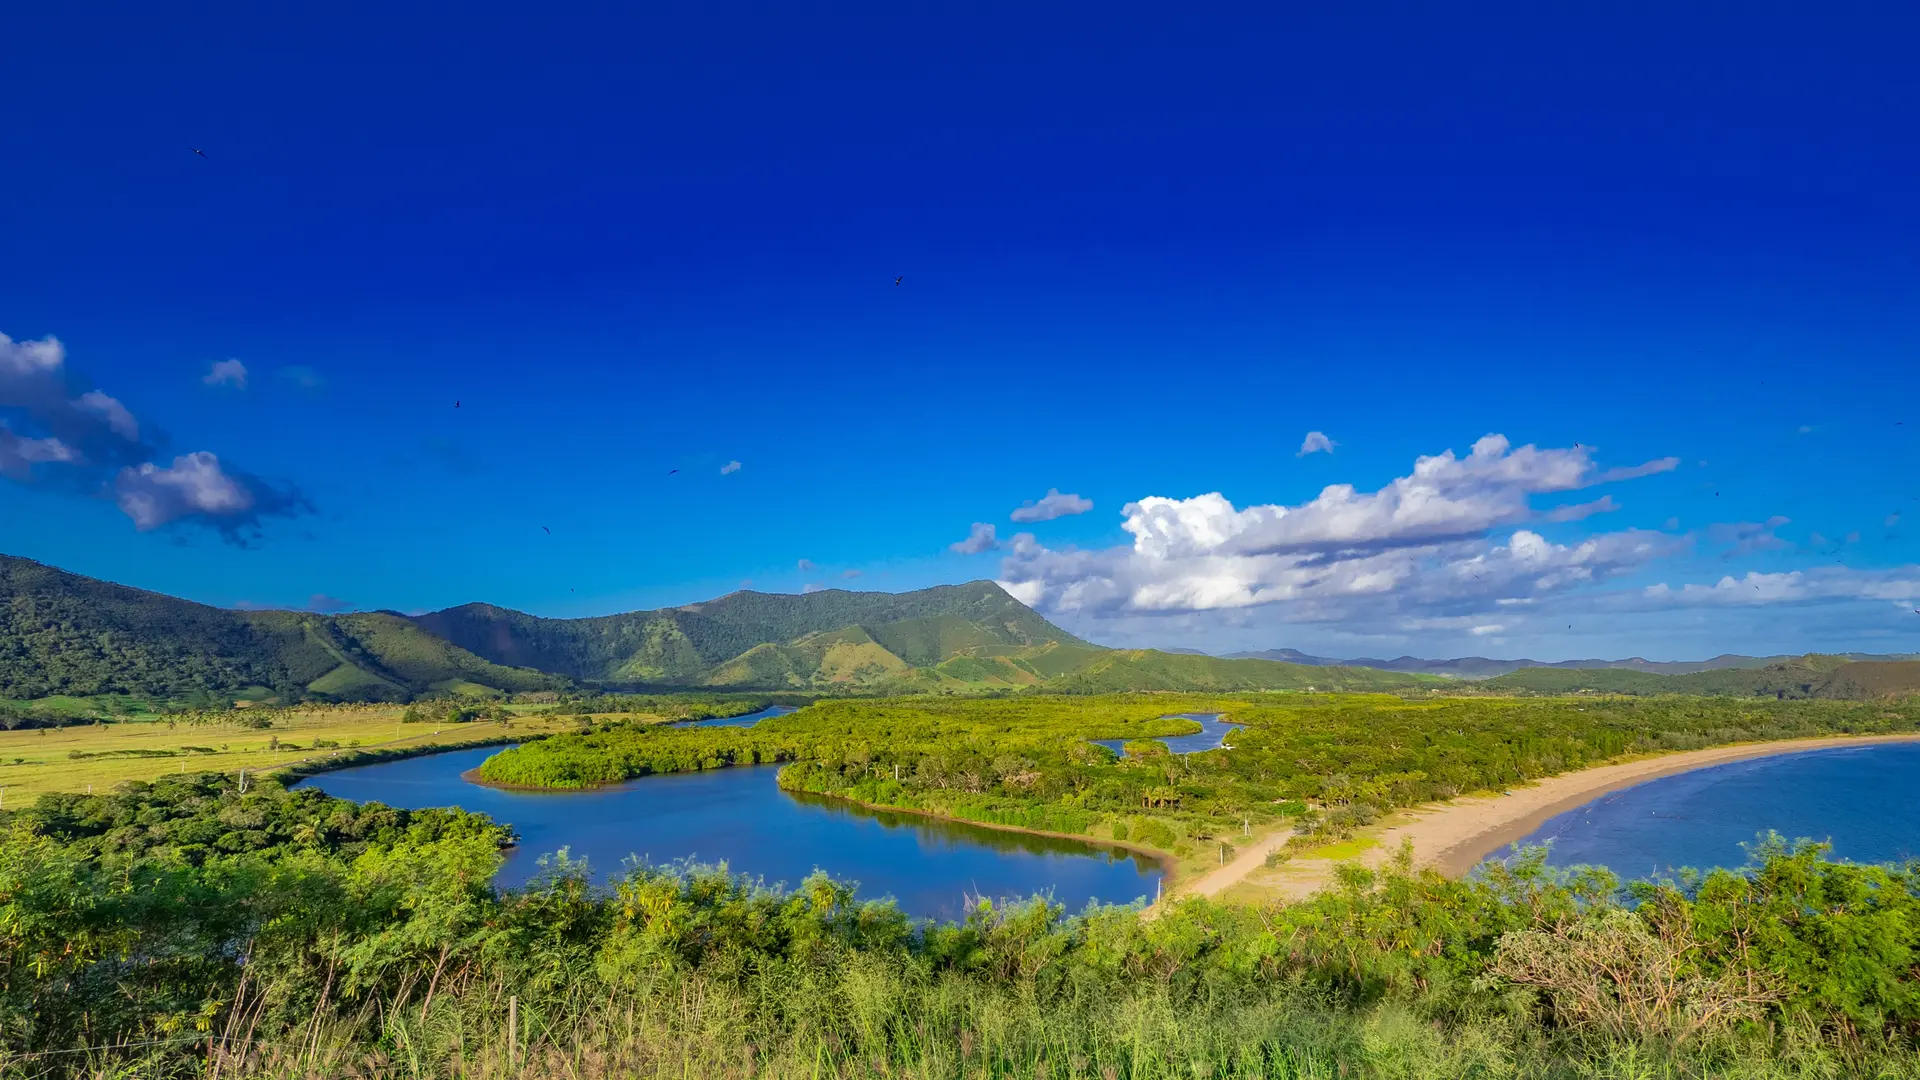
[
  {"left": 1505, "top": 742, "right": 1920, "bottom": 879},
  {"left": 1094, "top": 712, "right": 1242, "bottom": 756},
  {"left": 294, "top": 732, "right": 1162, "bottom": 921}
]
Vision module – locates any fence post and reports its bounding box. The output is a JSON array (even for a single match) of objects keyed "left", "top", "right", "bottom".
[{"left": 509, "top": 995, "right": 518, "bottom": 1070}]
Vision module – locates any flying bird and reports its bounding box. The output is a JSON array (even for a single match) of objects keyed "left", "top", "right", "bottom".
[
  {"left": 190, "top": 148, "right": 208, "bottom": 158},
  {"left": 894, "top": 276, "right": 902, "bottom": 286},
  {"left": 454, "top": 401, "right": 461, "bottom": 409},
  {"left": 667, "top": 469, "right": 679, "bottom": 476},
  {"left": 540, "top": 526, "right": 550, "bottom": 534}
]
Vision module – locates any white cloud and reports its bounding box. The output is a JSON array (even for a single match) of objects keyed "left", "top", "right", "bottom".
[
  {"left": 0, "top": 332, "right": 65, "bottom": 377},
  {"left": 1638, "top": 567, "right": 1920, "bottom": 608},
  {"left": 1297, "top": 431, "right": 1337, "bottom": 456},
  {"left": 76, "top": 390, "right": 138, "bottom": 441},
  {"left": 0, "top": 426, "right": 79, "bottom": 477},
  {"left": 797, "top": 558, "right": 816, "bottom": 572},
  {"left": 203, "top": 359, "right": 248, "bottom": 389},
  {"left": 997, "top": 434, "right": 1691, "bottom": 639},
  {"left": 1010, "top": 488, "right": 1093, "bottom": 523},
  {"left": 0, "top": 332, "right": 145, "bottom": 462},
  {"left": 801, "top": 583, "right": 825, "bottom": 594},
  {"left": 114, "top": 451, "right": 255, "bottom": 530},
  {"left": 1544, "top": 495, "right": 1619, "bottom": 523},
  {"left": 720, "top": 460, "right": 742, "bottom": 475},
  {"left": 950, "top": 522, "right": 999, "bottom": 555},
  {"left": 1469, "top": 624, "right": 1505, "bottom": 636},
  {"left": 842, "top": 569, "right": 862, "bottom": 579},
  {"left": 0, "top": 331, "right": 310, "bottom": 541}
]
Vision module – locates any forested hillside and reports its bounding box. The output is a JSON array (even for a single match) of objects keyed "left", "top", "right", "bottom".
[
  {"left": 0, "top": 557, "right": 1428, "bottom": 702},
  {"left": 1479, "top": 654, "right": 1920, "bottom": 699},
  {"left": 0, "top": 556, "right": 561, "bottom": 703}
]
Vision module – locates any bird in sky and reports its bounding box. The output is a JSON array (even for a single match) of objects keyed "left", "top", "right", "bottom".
[
  {"left": 540, "top": 526, "right": 550, "bottom": 534},
  {"left": 894, "top": 276, "right": 902, "bottom": 286},
  {"left": 190, "top": 148, "right": 208, "bottom": 158},
  {"left": 667, "top": 469, "right": 679, "bottom": 475},
  {"left": 454, "top": 401, "right": 461, "bottom": 409}
]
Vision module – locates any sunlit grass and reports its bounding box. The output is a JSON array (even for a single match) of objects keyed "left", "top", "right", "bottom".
[{"left": 0, "top": 703, "right": 585, "bottom": 803}]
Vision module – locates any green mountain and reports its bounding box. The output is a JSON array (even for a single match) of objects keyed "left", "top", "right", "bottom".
[
  {"left": 0, "top": 555, "right": 561, "bottom": 703},
  {"left": 0, "top": 556, "right": 1433, "bottom": 702},
  {"left": 1479, "top": 655, "right": 1920, "bottom": 700},
  {"left": 407, "top": 581, "right": 1090, "bottom": 686}
]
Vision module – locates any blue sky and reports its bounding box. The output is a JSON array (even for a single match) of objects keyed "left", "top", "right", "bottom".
[{"left": 3, "top": 9, "right": 1918, "bottom": 660}]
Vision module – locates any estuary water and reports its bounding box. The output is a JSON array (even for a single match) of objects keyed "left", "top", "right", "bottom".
[
  {"left": 295, "top": 743, "right": 1161, "bottom": 921},
  {"left": 1501, "top": 742, "right": 1920, "bottom": 880},
  {"left": 1093, "top": 712, "right": 1241, "bottom": 756}
]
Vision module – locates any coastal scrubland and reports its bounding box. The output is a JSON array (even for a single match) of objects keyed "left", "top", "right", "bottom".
[{"left": 7, "top": 771, "right": 1920, "bottom": 1077}]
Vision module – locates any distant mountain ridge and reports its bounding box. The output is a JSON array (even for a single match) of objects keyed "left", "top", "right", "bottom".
[
  {"left": 0, "top": 555, "right": 1429, "bottom": 704},
  {"left": 1223, "top": 648, "right": 1920, "bottom": 679}
]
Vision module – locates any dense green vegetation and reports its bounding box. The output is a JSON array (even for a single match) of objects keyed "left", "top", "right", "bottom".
[
  {"left": 410, "top": 581, "right": 1083, "bottom": 682},
  {"left": 7, "top": 773, "right": 1920, "bottom": 1077},
  {"left": 1, "top": 556, "right": 1433, "bottom": 706},
  {"left": 0, "top": 555, "right": 562, "bottom": 704},
  {"left": 1478, "top": 654, "right": 1920, "bottom": 699},
  {"left": 479, "top": 694, "right": 1920, "bottom": 858}
]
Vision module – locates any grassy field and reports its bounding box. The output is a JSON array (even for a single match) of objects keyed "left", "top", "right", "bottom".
[{"left": 0, "top": 703, "right": 597, "bottom": 803}]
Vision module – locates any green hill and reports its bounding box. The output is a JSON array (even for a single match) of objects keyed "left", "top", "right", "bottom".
[
  {"left": 408, "top": 581, "right": 1081, "bottom": 682},
  {"left": 0, "top": 556, "right": 1450, "bottom": 701},
  {"left": 0, "top": 555, "right": 562, "bottom": 704},
  {"left": 1479, "top": 655, "right": 1920, "bottom": 700}
]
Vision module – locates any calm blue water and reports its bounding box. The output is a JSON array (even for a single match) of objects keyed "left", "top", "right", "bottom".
[
  {"left": 1501, "top": 743, "right": 1920, "bottom": 880},
  {"left": 1094, "top": 713, "right": 1242, "bottom": 756},
  {"left": 296, "top": 745, "right": 1160, "bottom": 921},
  {"left": 681, "top": 704, "right": 797, "bottom": 728}
]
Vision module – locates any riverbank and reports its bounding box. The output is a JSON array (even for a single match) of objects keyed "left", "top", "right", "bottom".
[
  {"left": 788, "top": 785, "right": 1182, "bottom": 886},
  {"left": 463, "top": 756, "right": 1183, "bottom": 886},
  {"left": 1218, "top": 731, "right": 1920, "bottom": 903}
]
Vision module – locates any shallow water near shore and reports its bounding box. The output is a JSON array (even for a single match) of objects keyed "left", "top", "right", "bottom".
[
  {"left": 1501, "top": 742, "right": 1920, "bottom": 879},
  {"left": 295, "top": 744, "right": 1161, "bottom": 921}
]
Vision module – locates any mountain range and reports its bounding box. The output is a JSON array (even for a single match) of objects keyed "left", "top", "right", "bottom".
[
  {"left": 1223, "top": 648, "right": 1920, "bottom": 679},
  {"left": 0, "top": 555, "right": 1427, "bottom": 705}
]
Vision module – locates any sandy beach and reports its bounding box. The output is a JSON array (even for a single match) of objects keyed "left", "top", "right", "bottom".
[{"left": 1214, "top": 731, "right": 1920, "bottom": 903}]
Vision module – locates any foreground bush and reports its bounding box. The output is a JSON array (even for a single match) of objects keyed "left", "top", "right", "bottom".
[{"left": 4, "top": 776, "right": 1920, "bottom": 1077}]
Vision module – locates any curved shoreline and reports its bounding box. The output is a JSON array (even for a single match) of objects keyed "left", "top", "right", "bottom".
[
  {"left": 1406, "top": 731, "right": 1920, "bottom": 877},
  {"left": 785, "top": 787, "right": 1181, "bottom": 885}
]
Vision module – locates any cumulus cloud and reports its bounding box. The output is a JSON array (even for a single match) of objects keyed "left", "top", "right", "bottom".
[
  {"left": 1, "top": 332, "right": 148, "bottom": 465},
  {"left": 950, "top": 522, "right": 1000, "bottom": 555},
  {"left": 996, "top": 434, "right": 1691, "bottom": 636},
  {"left": 113, "top": 452, "right": 309, "bottom": 542},
  {"left": 797, "top": 558, "right": 816, "bottom": 572},
  {"left": 1297, "top": 431, "right": 1337, "bottom": 456},
  {"left": 76, "top": 390, "right": 138, "bottom": 440},
  {"left": 720, "top": 460, "right": 742, "bottom": 475},
  {"left": 203, "top": 359, "right": 248, "bottom": 389},
  {"left": 1011, "top": 488, "right": 1094, "bottom": 523},
  {"left": 2, "top": 330, "right": 310, "bottom": 541},
  {"left": 0, "top": 426, "right": 78, "bottom": 477}
]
